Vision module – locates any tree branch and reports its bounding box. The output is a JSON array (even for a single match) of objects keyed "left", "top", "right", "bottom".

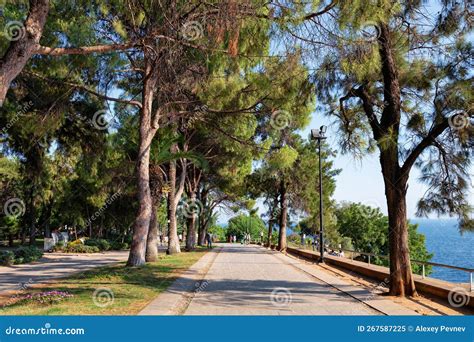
[
  {"left": 354, "top": 84, "right": 383, "bottom": 141},
  {"left": 304, "top": 0, "right": 338, "bottom": 20},
  {"left": 34, "top": 42, "right": 138, "bottom": 56},
  {"left": 23, "top": 71, "right": 143, "bottom": 108},
  {"left": 400, "top": 116, "right": 450, "bottom": 176}
]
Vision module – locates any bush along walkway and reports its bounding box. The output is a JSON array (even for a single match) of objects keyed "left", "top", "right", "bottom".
[
  {"left": 0, "top": 249, "right": 208, "bottom": 315},
  {"left": 0, "top": 246, "right": 43, "bottom": 266}
]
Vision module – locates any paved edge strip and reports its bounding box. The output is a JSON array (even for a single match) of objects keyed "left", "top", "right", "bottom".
[
  {"left": 260, "top": 246, "right": 419, "bottom": 316},
  {"left": 138, "top": 247, "right": 221, "bottom": 315}
]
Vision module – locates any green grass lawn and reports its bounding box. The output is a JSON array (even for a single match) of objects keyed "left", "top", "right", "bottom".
[{"left": 0, "top": 249, "right": 207, "bottom": 315}]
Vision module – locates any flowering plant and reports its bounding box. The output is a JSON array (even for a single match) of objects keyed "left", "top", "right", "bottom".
[{"left": 19, "top": 291, "right": 73, "bottom": 305}]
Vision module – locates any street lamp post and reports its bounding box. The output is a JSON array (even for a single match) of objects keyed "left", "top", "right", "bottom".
[{"left": 311, "top": 126, "right": 327, "bottom": 263}]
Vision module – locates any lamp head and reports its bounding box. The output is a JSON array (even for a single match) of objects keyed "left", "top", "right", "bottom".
[
  {"left": 310, "top": 128, "right": 320, "bottom": 140},
  {"left": 311, "top": 126, "right": 328, "bottom": 140}
]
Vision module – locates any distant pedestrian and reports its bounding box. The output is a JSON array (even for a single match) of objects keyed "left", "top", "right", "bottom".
[{"left": 206, "top": 232, "right": 212, "bottom": 248}]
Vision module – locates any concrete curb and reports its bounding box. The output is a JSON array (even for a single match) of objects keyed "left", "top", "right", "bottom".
[
  {"left": 253, "top": 246, "right": 419, "bottom": 315},
  {"left": 138, "top": 247, "right": 220, "bottom": 315},
  {"left": 286, "top": 246, "right": 474, "bottom": 311}
]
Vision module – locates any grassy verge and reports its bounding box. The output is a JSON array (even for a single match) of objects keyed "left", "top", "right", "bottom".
[{"left": 0, "top": 249, "right": 207, "bottom": 315}]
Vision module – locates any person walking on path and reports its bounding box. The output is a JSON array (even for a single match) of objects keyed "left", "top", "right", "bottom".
[{"left": 206, "top": 232, "right": 213, "bottom": 249}]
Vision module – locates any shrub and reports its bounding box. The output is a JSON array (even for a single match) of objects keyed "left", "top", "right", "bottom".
[
  {"left": 64, "top": 244, "right": 100, "bottom": 253},
  {"left": 85, "top": 239, "right": 110, "bottom": 251},
  {"left": 51, "top": 244, "right": 64, "bottom": 252},
  {"left": 110, "top": 241, "right": 129, "bottom": 250},
  {"left": 14, "top": 246, "right": 43, "bottom": 263},
  {"left": 287, "top": 233, "right": 301, "bottom": 244},
  {"left": 0, "top": 246, "right": 43, "bottom": 266},
  {"left": 68, "top": 239, "right": 84, "bottom": 246},
  {"left": 0, "top": 251, "right": 15, "bottom": 266}
]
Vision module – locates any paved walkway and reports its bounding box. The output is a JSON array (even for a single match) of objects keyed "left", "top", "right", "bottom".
[
  {"left": 140, "top": 244, "right": 418, "bottom": 315},
  {"left": 0, "top": 251, "right": 128, "bottom": 293}
]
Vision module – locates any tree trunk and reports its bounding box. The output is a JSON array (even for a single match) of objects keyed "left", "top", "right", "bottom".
[
  {"left": 384, "top": 174, "right": 417, "bottom": 296},
  {"left": 127, "top": 54, "right": 157, "bottom": 266},
  {"left": 21, "top": 227, "right": 26, "bottom": 245},
  {"left": 185, "top": 215, "right": 196, "bottom": 250},
  {"left": 267, "top": 196, "right": 278, "bottom": 247},
  {"left": 167, "top": 158, "right": 181, "bottom": 254},
  {"left": 185, "top": 193, "right": 197, "bottom": 251},
  {"left": 127, "top": 132, "right": 153, "bottom": 265},
  {"left": 0, "top": 0, "right": 50, "bottom": 105},
  {"left": 197, "top": 189, "right": 208, "bottom": 246},
  {"left": 266, "top": 219, "right": 273, "bottom": 248},
  {"left": 27, "top": 186, "right": 36, "bottom": 245},
  {"left": 375, "top": 23, "right": 416, "bottom": 296},
  {"left": 277, "top": 179, "right": 287, "bottom": 251},
  {"left": 145, "top": 200, "right": 159, "bottom": 262},
  {"left": 198, "top": 219, "right": 206, "bottom": 246}
]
